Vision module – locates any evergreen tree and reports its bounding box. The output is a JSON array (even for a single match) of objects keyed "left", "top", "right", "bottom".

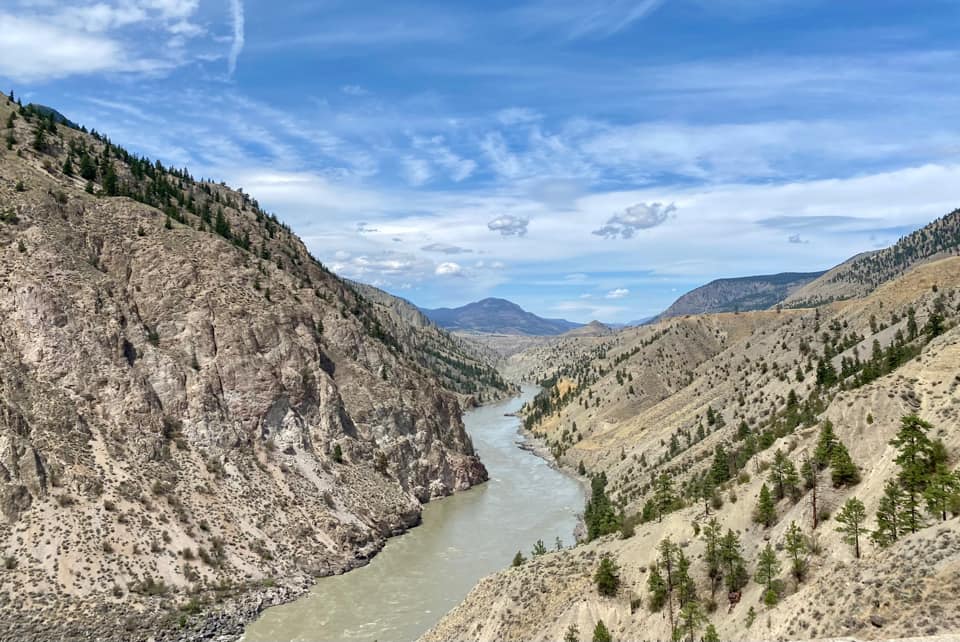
[
  {"left": 924, "top": 465, "right": 960, "bottom": 522},
  {"left": 511, "top": 550, "right": 526, "bottom": 567},
  {"left": 783, "top": 520, "right": 808, "bottom": 583},
  {"left": 703, "top": 624, "right": 720, "bottom": 642},
  {"left": 769, "top": 449, "right": 800, "bottom": 501},
  {"left": 594, "top": 555, "right": 620, "bottom": 597},
  {"left": 702, "top": 517, "right": 723, "bottom": 597},
  {"left": 677, "top": 601, "right": 706, "bottom": 642},
  {"left": 754, "top": 543, "right": 781, "bottom": 606},
  {"left": 584, "top": 473, "right": 620, "bottom": 540},
  {"left": 655, "top": 538, "right": 679, "bottom": 633},
  {"left": 591, "top": 620, "right": 612, "bottom": 642},
  {"left": 532, "top": 539, "right": 547, "bottom": 556},
  {"left": 830, "top": 442, "right": 861, "bottom": 487},
  {"left": 871, "top": 479, "right": 904, "bottom": 547},
  {"left": 647, "top": 563, "right": 668, "bottom": 612},
  {"left": 102, "top": 162, "right": 118, "bottom": 196},
  {"left": 563, "top": 624, "right": 580, "bottom": 642},
  {"left": 720, "top": 529, "right": 748, "bottom": 593},
  {"left": 654, "top": 473, "right": 676, "bottom": 522},
  {"left": 214, "top": 208, "right": 232, "bottom": 239},
  {"left": 79, "top": 153, "right": 97, "bottom": 181},
  {"left": 675, "top": 549, "right": 697, "bottom": 608},
  {"left": 710, "top": 445, "right": 731, "bottom": 485},
  {"left": 753, "top": 483, "right": 776, "bottom": 528},
  {"left": 890, "top": 415, "right": 935, "bottom": 534},
  {"left": 801, "top": 452, "right": 821, "bottom": 530},
  {"left": 835, "top": 497, "right": 867, "bottom": 559},
  {"left": 62, "top": 157, "right": 74, "bottom": 176}
]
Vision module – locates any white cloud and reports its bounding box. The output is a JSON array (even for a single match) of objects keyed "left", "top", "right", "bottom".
[
  {"left": 228, "top": 0, "right": 245, "bottom": 76},
  {"left": 606, "top": 288, "right": 629, "bottom": 299},
  {"left": 0, "top": 14, "right": 132, "bottom": 81},
  {"left": 487, "top": 214, "right": 530, "bottom": 236},
  {"left": 593, "top": 202, "right": 676, "bottom": 239},
  {"left": 435, "top": 262, "right": 463, "bottom": 276},
  {"left": 402, "top": 157, "right": 433, "bottom": 186}
]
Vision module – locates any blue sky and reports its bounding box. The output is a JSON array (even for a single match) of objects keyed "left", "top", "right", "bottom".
[{"left": 2, "top": 1, "right": 960, "bottom": 322}]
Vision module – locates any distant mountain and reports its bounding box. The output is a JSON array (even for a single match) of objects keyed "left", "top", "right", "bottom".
[
  {"left": 421, "top": 298, "right": 583, "bottom": 336},
  {"left": 783, "top": 208, "right": 960, "bottom": 307},
  {"left": 656, "top": 271, "right": 826, "bottom": 320},
  {"left": 561, "top": 320, "right": 614, "bottom": 337}
]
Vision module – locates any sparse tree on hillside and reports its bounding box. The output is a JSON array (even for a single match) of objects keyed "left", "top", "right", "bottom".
[
  {"left": 702, "top": 517, "right": 723, "bottom": 597},
  {"left": 511, "top": 550, "right": 526, "bottom": 567},
  {"left": 654, "top": 473, "right": 676, "bottom": 522},
  {"left": 532, "top": 539, "right": 547, "bottom": 556},
  {"left": 563, "top": 624, "right": 579, "bottom": 642},
  {"left": 754, "top": 543, "right": 782, "bottom": 606},
  {"left": 769, "top": 449, "right": 800, "bottom": 501},
  {"left": 594, "top": 555, "right": 620, "bottom": 597},
  {"left": 677, "top": 600, "right": 707, "bottom": 642},
  {"left": 871, "top": 479, "right": 904, "bottom": 547},
  {"left": 891, "top": 415, "right": 935, "bottom": 534},
  {"left": 924, "top": 465, "right": 960, "bottom": 522},
  {"left": 784, "top": 520, "right": 808, "bottom": 583},
  {"left": 835, "top": 497, "right": 867, "bottom": 559},
  {"left": 703, "top": 624, "right": 720, "bottom": 642},
  {"left": 720, "top": 529, "right": 748, "bottom": 593},
  {"left": 830, "top": 442, "right": 861, "bottom": 487},
  {"left": 592, "top": 620, "right": 612, "bottom": 642},
  {"left": 800, "top": 453, "right": 821, "bottom": 530},
  {"left": 753, "top": 483, "right": 776, "bottom": 528}
]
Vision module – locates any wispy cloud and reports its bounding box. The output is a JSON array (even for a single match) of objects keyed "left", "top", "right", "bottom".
[
  {"left": 606, "top": 288, "right": 630, "bottom": 299},
  {"left": 511, "top": 0, "right": 665, "bottom": 39},
  {"left": 228, "top": 0, "right": 245, "bottom": 76}
]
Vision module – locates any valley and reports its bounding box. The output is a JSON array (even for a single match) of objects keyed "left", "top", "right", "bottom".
[{"left": 2, "top": 91, "right": 960, "bottom": 642}]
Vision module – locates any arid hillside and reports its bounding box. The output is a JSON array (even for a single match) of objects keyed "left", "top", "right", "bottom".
[
  {"left": 0, "top": 97, "right": 499, "bottom": 640},
  {"left": 425, "top": 249, "right": 960, "bottom": 642}
]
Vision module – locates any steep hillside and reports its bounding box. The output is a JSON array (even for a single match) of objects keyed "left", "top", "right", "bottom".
[
  {"left": 657, "top": 271, "right": 824, "bottom": 320},
  {"left": 422, "top": 298, "right": 583, "bottom": 335},
  {"left": 348, "top": 282, "right": 515, "bottom": 404},
  {"left": 426, "top": 255, "right": 960, "bottom": 642},
  {"left": 784, "top": 210, "right": 960, "bottom": 307},
  {"left": 0, "top": 97, "right": 491, "bottom": 640}
]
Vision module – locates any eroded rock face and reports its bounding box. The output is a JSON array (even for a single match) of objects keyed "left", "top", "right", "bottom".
[{"left": 0, "top": 99, "right": 487, "bottom": 640}]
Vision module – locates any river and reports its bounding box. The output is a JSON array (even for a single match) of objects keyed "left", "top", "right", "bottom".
[{"left": 242, "top": 386, "right": 584, "bottom": 642}]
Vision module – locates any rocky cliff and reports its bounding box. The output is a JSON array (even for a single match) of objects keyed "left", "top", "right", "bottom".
[{"left": 0, "top": 97, "right": 489, "bottom": 640}]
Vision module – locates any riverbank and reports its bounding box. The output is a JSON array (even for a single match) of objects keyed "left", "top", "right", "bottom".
[{"left": 242, "top": 386, "right": 584, "bottom": 642}]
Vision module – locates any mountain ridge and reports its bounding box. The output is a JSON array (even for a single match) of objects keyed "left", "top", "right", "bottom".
[{"left": 421, "top": 297, "right": 583, "bottom": 336}]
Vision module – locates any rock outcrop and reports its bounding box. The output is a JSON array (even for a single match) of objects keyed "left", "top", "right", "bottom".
[{"left": 0, "top": 98, "right": 490, "bottom": 640}]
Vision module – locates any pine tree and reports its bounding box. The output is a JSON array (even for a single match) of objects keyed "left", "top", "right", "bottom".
[
  {"left": 753, "top": 483, "right": 776, "bottom": 528},
  {"left": 677, "top": 601, "right": 706, "bottom": 642},
  {"left": 62, "top": 157, "right": 74, "bottom": 176},
  {"left": 511, "top": 550, "right": 526, "bottom": 567},
  {"left": 891, "top": 415, "right": 935, "bottom": 534},
  {"left": 654, "top": 473, "right": 676, "bottom": 522},
  {"left": 647, "top": 563, "right": 667, "bottom": 611},
  {"left": 801, "top": 453, "right": 821, "bottom": 530},
  {"left": 814, "top": 420, "right": 838, "bottom": 468},
  {"left": 79, "top": 153, "right": 97, "bottom": 181},
  {"left": 591, "top": 620, "right": 612, "bottom": 642},
  {"left": 584, "top": 473, "right": 620, "bottom": 540},
  {"left": 594, "top": 555, "right": 620, "bottom": 597},
  {"left": 703, "top": 624, "right": 720, "bottom": 642},
  {"left": 769, "top": 449, "right": 800, "bottom": 501},
  {"left": 656, "top": 538, "right": 679, "bottom": 633},
  {"left": 675, "top": 549, "right": 697, "bottom": 608},
  {"left": 720, "top": 529, "right": 748, "bottom": 593},
  {"left": 532, "top": 539, "right": 547, "bottom": 556},
  {"left": 924, "top": 465, "right": 960, "bottom": 522},
  {"left": 830, "top": 442, "right": 861, "bottom": 487},
  {"left": 754, "top": 542, "right": 782, "bottom": 605},
  {"left": 710, "top": 445, "right": 731, "bottom": 485},
  {"left": 871, "top": 479, "right": 904, "bottom": 547},
  {"left": 563, "top": 624, "right": 580, "bottom": 642},
  {"left": 702, "top": 517, "right": 723, "bottom": 597},
  {"left": 835, "top": 497, "right": 867, "bottom": 559},
  {"left": 783, "top": 520, "right": 808, "bottom": 582}
]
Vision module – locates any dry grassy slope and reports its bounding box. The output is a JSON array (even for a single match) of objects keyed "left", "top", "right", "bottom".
[
  {"left": 783, "top": 208, "right": 960, "bottom": 308},
  {"left": 0, "top": 98, "right": 490, "bottom": 640},
  {"left": 424, "top": 258, "right": 960, "bottom": 642}
]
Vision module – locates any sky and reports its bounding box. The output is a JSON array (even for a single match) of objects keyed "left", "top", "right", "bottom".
[{"left": 2, "top": 1, "right": 960, "bottom": 322}]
